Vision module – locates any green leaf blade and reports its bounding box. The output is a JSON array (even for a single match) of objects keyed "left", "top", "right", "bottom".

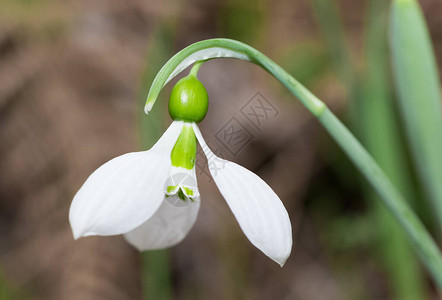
[{"left": 390, "top": 0, "right": 442, "bottom": 229}]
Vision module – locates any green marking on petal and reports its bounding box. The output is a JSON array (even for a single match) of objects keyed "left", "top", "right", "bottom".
[
  {"left": 177, "top": 188, "right": 186, "bottom": 201},
  {"left": 182, "top": 186, "right": 194, "bottom": 196},
  {"left": 167, "top": 185, "right": 177, "bottom": 193},
  {"left": 166, "top": 185, "right": 197, "bottom": 202},
  {"left": 170, "top": 125, "right": 197, "bottom": 170}
]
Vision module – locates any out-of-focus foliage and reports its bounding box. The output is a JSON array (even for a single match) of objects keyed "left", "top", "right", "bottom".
[{"left": 391, "top": 0, "right": 442, "bottom": 231}]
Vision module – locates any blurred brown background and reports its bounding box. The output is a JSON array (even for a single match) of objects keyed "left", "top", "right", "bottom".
[{"left": 1, "top": 0, "right": 441, "bottom": 299}]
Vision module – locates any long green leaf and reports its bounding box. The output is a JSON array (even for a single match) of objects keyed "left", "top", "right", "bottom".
[
  {"left": 362, "top": 0, "right": 426, "bottom": 297},
  {"left": 144, "top": 38, "right": 442, "bottom": 291},
  {"left": 390, "top": 0, "right": 442, "bottom": 230}
]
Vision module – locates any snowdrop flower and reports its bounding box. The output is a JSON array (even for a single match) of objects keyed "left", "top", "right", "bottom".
[{"left": 69, "top": 66, "right": 292, "bottom": 266}]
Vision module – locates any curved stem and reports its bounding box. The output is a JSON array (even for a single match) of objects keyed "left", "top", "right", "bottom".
[
  {"left": 189, "top": 60, "right": 204, "bottom": 77},
  {"left": 144, "top": 39, "right": 325, "bottom": 115},
  {"left": 145, "top": 38, "right": 442, "bottom": 291}
]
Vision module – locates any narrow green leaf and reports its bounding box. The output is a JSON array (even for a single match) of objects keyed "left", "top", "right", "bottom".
[
  {"left": 390, "top": 0, "right": 442, "bottom": 230},
  {"left": 361, "top": 0, "right": 426, "bottom": 297}
]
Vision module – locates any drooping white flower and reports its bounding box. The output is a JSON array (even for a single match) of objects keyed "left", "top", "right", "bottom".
[{"left": 69, "top": 66, "right": 292, "bottom": 266}]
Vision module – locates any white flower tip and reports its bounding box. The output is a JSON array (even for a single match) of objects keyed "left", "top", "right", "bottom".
[
  {"left": 70, "top": 221, "right": 91, "bottom": 240},
  {"left": 267, "top": 243, "right": 291, "bottom": 267},
  {"left": 72, "top": 225, "right": 101, "bottom": 240},
  {"left": 69, "top": 213, "right": 97, "bottom": 240},
  {"left": 71, "top": 227, "right": 84, "bottom": 240},
  {"left": 69, "top": 208, "right": 89, "bottom": 240},
  {"left": 275, "top": 253, "right": 290, "bottom": 267}
]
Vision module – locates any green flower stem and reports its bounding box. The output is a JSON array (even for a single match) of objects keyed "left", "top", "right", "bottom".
[
  {"left": 189, "top": 60, "right": 204, "bottom": 77},
  {"left": 145, "top": 39, "right": 325, "bottom": 116},
  {"left": 145, "top": 38, "right": 442, "bottom": 290}
]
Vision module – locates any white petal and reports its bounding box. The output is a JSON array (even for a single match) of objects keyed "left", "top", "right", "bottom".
[
  {"left": 193, "top": 124, "right": 292, "bottom": 266},
  {"left": 124, "top": 200, "right": 200, "bottom": 250},
  {"left": 124, "top": 167, "right": 200, "bottom": 250},
  {"left": 69, "top": 121, "right": 184, "bottom": 239}
]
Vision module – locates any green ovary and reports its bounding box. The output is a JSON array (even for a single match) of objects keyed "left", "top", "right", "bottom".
[
  {"left": 170, "top": 124, "right": 197, "bottom": 170},
  {"left": 168, "top": 75, "right": 209, "bottom": 123}
]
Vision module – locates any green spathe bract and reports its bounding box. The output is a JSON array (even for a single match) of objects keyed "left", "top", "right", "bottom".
[
  {"left": 170, "top": 124, "right": 197, "bottom": 170},
  {"left": 169, "top": 75, "right": 209, "bottom": 123}
]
